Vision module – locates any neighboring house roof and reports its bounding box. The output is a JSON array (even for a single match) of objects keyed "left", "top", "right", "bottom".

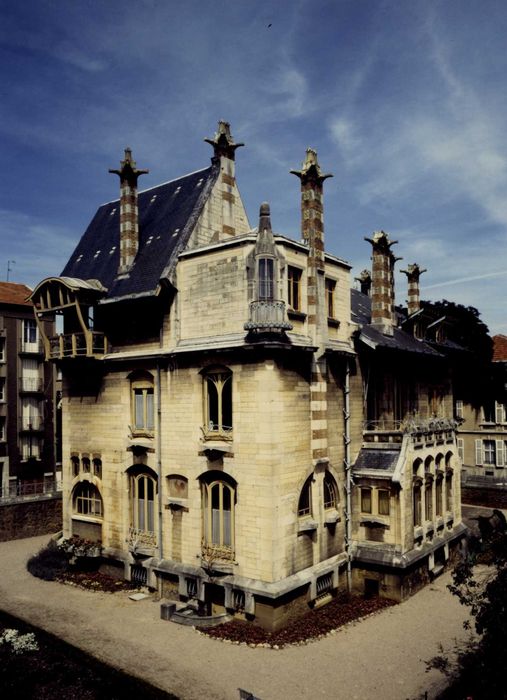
[
  {"left": 351, "top": 288, "right": 442, "bottom": 356},
  {"left": 0, "top": 281, "right": 33, "bottom": 307},
  {"left": 493, "top": 334, "right": 507, "bottom": 362},
  {"left": 61, "top": 165, "right": 218, "bottom": 302},
  {"left": 353, "top": 448, "right": 401, "bottom": 477}
]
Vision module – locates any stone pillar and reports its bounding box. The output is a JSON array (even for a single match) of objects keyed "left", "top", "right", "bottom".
[
  {"left": 109, "top": 148, "right": 149, "bottom": 275},
  {"left": 401, "top": 263, "right": 427, "bottom": 316},
  {"left": 365, "top": 231, "right": 400, "bottom": 336},
  {"left": 205, "top": 120, "right": 244, "bottom": 238}
]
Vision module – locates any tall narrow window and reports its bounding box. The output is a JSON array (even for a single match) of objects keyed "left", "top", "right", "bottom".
[
  {"left": 325, "top": 279, "right": 336, "bottom": 318},
  {"left": 203, "top": 368, "right": 232, "bottom": 436},
  {"left": 201, "top": 477, "right": 236, "bottom": 559},
  {"left": 425, "top": 480, "right": 433, "bottom": 521},
  {"left": 323, "top": 472, "right": 338, "bottom": 510},
  {"left": 484, "top": 440, "right": 496, "bottom": 466},
  {"left": 287, "top": 266, "right": 302, "bottom": 311},
  {"left": 23, "top": 319, "right": 38, "bottom": 345},
  {"left": 360, "top": 487, "right": 372, "bottom": 514},
  {"left": 258, "top": 258, "right": 274, "bottom": 301},
  {"left": 446, "top": 472, "right": 453, "bottom": 512},
  {"left": 129, "top": 471, "right": 157, "bottom": 536},
  {"left": 130, "top": 373, "right": 155, "bottom": 435},
  {"left": 413, "top": 482, "right": 422, "bottom": 526},
  {"left": 298, "top": 476, "right": 313, "bottom": 517},
  {"left": 435, "top": 476, "right": 443, "bottom": 517},
  {"left": 378, "top": 489, "right": 390, "bottom": 516}
]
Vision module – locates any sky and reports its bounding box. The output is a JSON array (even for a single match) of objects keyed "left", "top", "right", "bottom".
[{"left": 1, "top": 0, "right": 507, "bottom": 333}]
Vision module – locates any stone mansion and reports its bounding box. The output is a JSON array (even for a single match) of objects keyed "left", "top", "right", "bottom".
[{"left": 31, "top": 122, "right": 465, "bottom": 630}]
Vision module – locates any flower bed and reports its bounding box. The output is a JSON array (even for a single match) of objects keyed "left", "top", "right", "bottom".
[{"left": 200, "top": 594, "right": 396, "bottom": 647}]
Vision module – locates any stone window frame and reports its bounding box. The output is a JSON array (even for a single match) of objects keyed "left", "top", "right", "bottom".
[
  {"left": 258, "top": 257, "right": 275, "bottom": 301},
  {"left": 201, "top": 366, "right": 233, "bottom": 440},
  {"left": 72, "top": 481, "right": 103, "bottom": 519},
  {"left": 325, "top": 277, "right": 337, "bottom": 319},
  {"left": 360, "top": 487, "right": 372, "bottom": 514},
  {"left": 128, "top": 465, "right": 158, "bottom": 539},
  {"left": 200, "top": 471, "right": 237, "bottom": 561},
  {"left": 130, "top": 373, "right": 155, "bottom": 437},
  {"left": 287, "top": 265, "right": 303, "bottom": 311}
]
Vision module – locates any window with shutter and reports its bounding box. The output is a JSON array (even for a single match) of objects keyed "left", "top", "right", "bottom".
[
  {"left": 496, "top": 440, "right": 505, "bottom": 467},
  {"left": 475, "top": 439, "right": 483, "bottom": 466}
]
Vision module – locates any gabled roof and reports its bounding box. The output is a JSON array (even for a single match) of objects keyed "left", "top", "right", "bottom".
[
  {"left": 351, "top": 288, "right": 442, "bottom": 356},
  {"left": 0, "top": 281, "right": 33, "bottom": 307},
  {"left": 61, "top": 165, "right": 218, "bottom": 302}
]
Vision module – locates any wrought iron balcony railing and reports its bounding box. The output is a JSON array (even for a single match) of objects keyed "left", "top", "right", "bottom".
[{"left": 244, "top": 300, "right": 293, "bottom": 333}]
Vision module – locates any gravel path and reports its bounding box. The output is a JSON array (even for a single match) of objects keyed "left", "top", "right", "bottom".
[{"left": 0, "top": 534, "right": 474, "bottom": 700}]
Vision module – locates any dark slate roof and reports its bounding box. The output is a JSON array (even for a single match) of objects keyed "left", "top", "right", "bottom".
[
  {"left": 61, "top": 165, "right": 218, "bottom": 301},
  {"left": 353, "top": 448, "right": 400, "bottom": 474},
  {"left": 351, "top": 288, "right": 442, "bottom": 357}
]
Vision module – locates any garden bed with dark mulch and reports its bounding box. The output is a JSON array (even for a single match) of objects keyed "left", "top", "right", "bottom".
[
  {"left": 0, "top": 610, "right": 177, "bottom": 700},
  {"left": 56, "top": 569, "right": 138, "bottom": 592},
  {"left": 200, "top": 594, "right": 397, "bottom": 647}
]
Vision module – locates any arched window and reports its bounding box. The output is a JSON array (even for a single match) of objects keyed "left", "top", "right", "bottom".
[
  {"left": 323, "top": 472, "right": 338, "bottom": 510},
  {"left": 130, "top": 372, "right": 155, "bottom": 435},
  {"left": 71, "top": 455, "right": 80, "bottom": 478},
  {"left": 258, "top": 258, "right": 274, "bottom": 301},
  {"left": 201, "top": 473, "right": 236, "bottom": 559},
  {"left": 298, "top": 476, "right": 313, "bottom": 517},
  {"left": 73, "top": 482, "right": 103, "bottom": 518},
  {"left": 129, "top": 468, "right": 157, "bottom": 537},
  {"left": 203, "top": 368, "right": 232, "bottom": 437}
]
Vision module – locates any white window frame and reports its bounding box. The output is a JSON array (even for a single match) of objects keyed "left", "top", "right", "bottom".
[
  {"left": 203, "top": 368, "right": 233, "bottom": 437},
  {"left": 73, "top": 482, "right": 103, "bottom": 518},
  {"left": 457, "top": 437, "right": 464, "bottom": 462},
  {"left": 455, "top": 399, "right": 463, "bottom": 419}
]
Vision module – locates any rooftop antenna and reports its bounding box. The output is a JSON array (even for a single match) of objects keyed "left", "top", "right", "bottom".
[{"left": 7, "top": 260, "right": 15, "bottom": 281}]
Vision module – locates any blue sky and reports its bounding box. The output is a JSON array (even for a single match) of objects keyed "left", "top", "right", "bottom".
[{"left": 2, "top": 0, "right": 507, "bottom": 333}]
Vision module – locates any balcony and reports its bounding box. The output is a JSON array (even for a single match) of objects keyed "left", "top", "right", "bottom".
[
  {"left": 363, "top": 415, "right": 457, "bottom": 446},
  {"left": 19, "top": 377, "right": 44, "bottom": 394},
  {"left": 244, "top": 300, "right": 293, "bottom": 334},
  {"left": 48, "top": 331, "right": 107, "bottom": 360}
]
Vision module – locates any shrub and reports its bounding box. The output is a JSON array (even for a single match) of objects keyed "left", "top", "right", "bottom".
[{"left": 27, "top": 541, "right": 69, "bottom": 581}]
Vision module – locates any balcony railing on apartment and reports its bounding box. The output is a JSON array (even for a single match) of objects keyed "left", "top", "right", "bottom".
[
  {"left": 244, "top": 300, "right": 293, "bottom": 333},
  {"left": 48, "top": 332, "right": 107, "bottom": 359},
  {"left": 363, "top": 415, "right": 457, "bottom": 446},
  {"left": 19, "top": 377, "right": 44, "bottom": 393},
  {"left": 0, "top": 478, "right": 60, "bottom": 502}
]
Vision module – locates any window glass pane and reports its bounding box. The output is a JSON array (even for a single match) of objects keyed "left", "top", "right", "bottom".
[
  {"left": 298, "top": 479, "right": 311, "bottom": 516},
  {"left": 135, "top": 391, "right": 144, "bottom": 429},
  {"left": 361, "top": 488, "right": 372, "bottom": 513},
  {"left": 222, "top": 377, "right": 232, "bottom": 431},
  {"left": 207, "top": 379, "right": 219, "bottom": 429},
  {"left": 259, "top": 258, "right": 274, "bottom": 300},
  {"left": 378, "top": 490, "right": 390, "bottom": 515}
]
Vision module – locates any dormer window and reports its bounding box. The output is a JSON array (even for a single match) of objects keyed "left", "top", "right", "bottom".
[{"left": 258, "top": 258, "right": 274, "bottom": 301}]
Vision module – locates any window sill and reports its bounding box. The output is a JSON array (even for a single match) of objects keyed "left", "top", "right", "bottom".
[
  {"left": 360, "top": 516, "right": 390, "bottom": 529},
  {"left": 287, "top": 309, "right": 307, "bottom": 322},
  {"left": 324, "top": 509, "right": 341, "bottom": 525},
  {"left": 71, "top": 514, "right": 103, "bottom": 524},
  {"left": 130, "top": 430, "right": 155, "bottom": 439},
  {"left": 298, "top": 518, "right": 318, "bottom": 533}
]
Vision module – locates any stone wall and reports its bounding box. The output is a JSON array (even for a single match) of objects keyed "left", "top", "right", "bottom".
[{"left": 0, "top": 495, "right": 62, "bottom": 542}]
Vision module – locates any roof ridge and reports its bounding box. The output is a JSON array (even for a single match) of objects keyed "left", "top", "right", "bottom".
[{"left": 100, "top": 165, "right": 212, "bottom": 206}]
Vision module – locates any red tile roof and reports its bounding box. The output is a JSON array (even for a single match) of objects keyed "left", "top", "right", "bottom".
[
  {"left": 493, "top": 334, "right": 507, "bottom": 362},
  {"left": 0, "top": 281, "right": 33, "bottom": 307}
]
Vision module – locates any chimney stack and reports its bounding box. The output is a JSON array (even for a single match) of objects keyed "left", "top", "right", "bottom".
[
  {"left": 401, "top": 263, "right": 427, "bottom": 316},
  {"left": 109, "top": 148, "right": 149, "bottom": 275},
  {"left": 365, "top": 231, "right": 400, "bottom": 336},
  {"left": 356, "top": 269, "right": 372, "bottom": 297},
  {"left": 205, "top": 120, "right": 244, "bottom": 239},
  {"left": 291, "top": 149, "right": 333, "bottom": 345}
]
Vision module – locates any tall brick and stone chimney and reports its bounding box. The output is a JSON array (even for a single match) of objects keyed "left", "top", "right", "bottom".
[
  {"left": 401, "top": 263, "right": 427, "bottom": 316},
  {"left": 365, "top": 231, "right": 400, "bottom": 336},
  {"left": 109, "top": 148, "right": 149, "bottom": 275},
  {"left": 291, "top": 148, "right": 333, "bottom": 346},
  {"left": 291, "top": 149, "right": 333, "bottom": 469},
  {"left": 205, "top": 120, "right": 244, "bottom": 238}
]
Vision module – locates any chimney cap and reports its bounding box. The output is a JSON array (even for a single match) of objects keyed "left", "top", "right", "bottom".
[
  {"left": 109, "top": 147, "right": 149, "bottom": 185},
  {"left": 290, "top": 147, "right": 333, "bottom": 184},
  {"left": 204, "top": 120, "right": 244, "bottom": 160},
  {"left": 400, "top": 263, "right": 428, "bottom": 277}
]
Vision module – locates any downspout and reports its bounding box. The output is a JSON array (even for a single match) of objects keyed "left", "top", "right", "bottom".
[
  {"left": 343, "top": 359, "right": 352, "bottom": 592},
  {"left": 157, "top": 361, "right": 163, "bottom": 561}
]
